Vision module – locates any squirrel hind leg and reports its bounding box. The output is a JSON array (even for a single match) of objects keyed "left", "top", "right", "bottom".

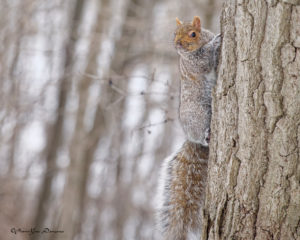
[{"left": 204, "top": 128, "right": 210, "bottom": 145}]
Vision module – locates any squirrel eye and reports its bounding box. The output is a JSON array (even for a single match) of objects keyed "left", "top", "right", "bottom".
[{"left": 189, "top": 31, "right": 196, "bottom": 38}]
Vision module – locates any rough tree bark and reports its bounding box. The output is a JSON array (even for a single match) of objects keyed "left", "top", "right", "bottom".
[{"left": 203, "top": 1, "right": 300, "bottom": 240}]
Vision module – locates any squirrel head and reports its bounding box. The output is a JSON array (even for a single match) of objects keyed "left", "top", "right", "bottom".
[{"left": 174, "top": 16, "right": 202, "bottom": 53}]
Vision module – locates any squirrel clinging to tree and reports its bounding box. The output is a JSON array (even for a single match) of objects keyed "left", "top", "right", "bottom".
[
  {"left": 176, "top": 16, "right": 220, "bottom": 146},
  {"left": 157, "top": 16, "right": 221, "bottom": 240}
]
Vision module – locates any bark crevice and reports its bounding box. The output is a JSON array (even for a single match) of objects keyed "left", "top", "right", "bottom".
[{"left": 205, "top": 1, "right": 300, "bottom": 239}]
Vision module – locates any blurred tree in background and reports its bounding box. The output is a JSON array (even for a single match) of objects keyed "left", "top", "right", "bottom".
[{"left": 0, "top": 0, "right": 221, "bottom": 239}]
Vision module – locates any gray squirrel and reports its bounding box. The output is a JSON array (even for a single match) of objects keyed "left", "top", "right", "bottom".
[
  {"left": 157, "top": 16, "right": 221, "bottom": 240},
  {"left": 176, "top": 16, "right": 221, "bottom": 146}
]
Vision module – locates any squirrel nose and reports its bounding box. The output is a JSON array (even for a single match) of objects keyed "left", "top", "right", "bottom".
[{"left": 176, "top": 40, "right": 182, "bottom": 46}]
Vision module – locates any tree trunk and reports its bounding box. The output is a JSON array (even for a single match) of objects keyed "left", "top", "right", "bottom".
[{"left": 203, "top": 1, "right": 300, "bottom": 240}]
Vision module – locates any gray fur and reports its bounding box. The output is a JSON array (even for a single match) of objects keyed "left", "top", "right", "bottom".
[{"left": 179, "top": 32, "right": 221, "bottom": 146}]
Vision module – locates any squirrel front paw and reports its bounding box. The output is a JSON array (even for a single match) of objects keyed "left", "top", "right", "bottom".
[{"left": 212, "top": 34, "right": 221, "bottom": 71}]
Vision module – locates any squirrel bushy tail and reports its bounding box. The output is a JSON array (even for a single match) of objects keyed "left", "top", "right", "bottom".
[{"left": 157, "top": 141, "right": 209, "bottom": 240}]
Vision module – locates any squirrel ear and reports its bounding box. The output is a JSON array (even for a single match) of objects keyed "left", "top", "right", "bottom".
[
  {"left": 192, "top": 16, "right": 201, "bottom": 31},
  {"left": 176, "top": 17, "right": 182, "bottom": 26}
]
